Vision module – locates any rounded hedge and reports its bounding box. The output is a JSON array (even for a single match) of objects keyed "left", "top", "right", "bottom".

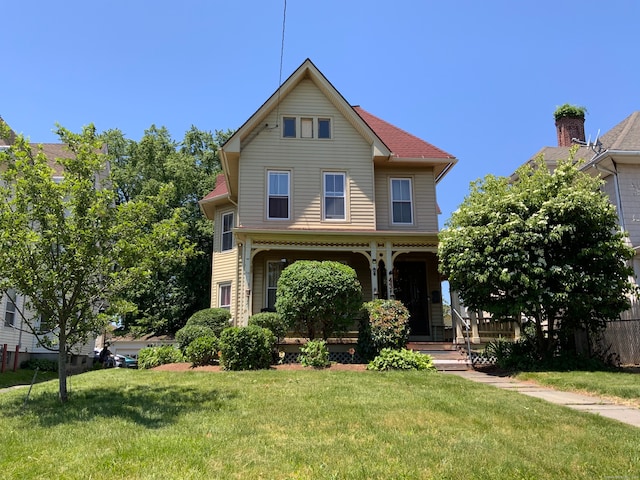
[
  {"left": 357, "top": 299, "right": 411, "bottom": 361},
  {"left": 175, "top": 324, "right": 215, "bottom": 352},
  {"left": 185, "top": 335, "right": 219, "bottom": 367},
  {"left": 186, "top": 308, "right": 231, "bottom": 336},
  {"left": 248, "top": 312, "right": 289, "bottom": 340},
  {"left": 218, "top": 325, "right": 276, "bottom": 371}
]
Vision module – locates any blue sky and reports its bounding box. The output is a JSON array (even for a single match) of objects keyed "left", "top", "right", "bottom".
[{"left": 2, "top": 0, "right": 639, "bottom": 226}]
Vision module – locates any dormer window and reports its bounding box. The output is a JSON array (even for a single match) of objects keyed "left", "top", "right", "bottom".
[{"left": 282, "top": 116, "right": 331, "bottom": 139}]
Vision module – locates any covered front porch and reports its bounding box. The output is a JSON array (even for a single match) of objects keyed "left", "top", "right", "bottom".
[{"left": 233, "top": 229, "right": 446, "bottom": 341}]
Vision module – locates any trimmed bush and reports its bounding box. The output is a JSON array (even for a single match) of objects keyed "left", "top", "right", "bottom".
[
  {"left": 299, "top": 339, "right": 330, "bottom": 368},
  {"left": 185, "top": 335, "right": 219, "bottom": 367},
  {"left": 248, "top": 312, "right": 289, "bottom": 341},
  {"left": 20, "top": 358, "right": 58, "bottom": 372},
  {"left": 219, "top": 326, "right": 276, "bottom": 371},
  {"left": 357, "top": 299, "right": 411, "bottom": 361},
  {"left": 175, "top": 325, "right": 214, "bottom": 352},
  {"left": 276, "top": 260, "right": 362, "bottom": 339},
  {"left": 366, "top": 348, "right": 436, "bottom": 371},
  {"left": 186, "top": 308, "right": 231, "bottom": 336},
  {"left": 138, "top": 345, "right": 184, "bottom": 369}
]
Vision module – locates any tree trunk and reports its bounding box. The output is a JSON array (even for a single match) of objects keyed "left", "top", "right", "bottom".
[{"left": 58, "top": 329, "right": 68, "bottom": 403}]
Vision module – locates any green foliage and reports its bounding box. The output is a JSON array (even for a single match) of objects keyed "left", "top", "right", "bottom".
[
  {"left": 218, "top": 326, "right": 276, "bottom": 370},
  {"left": 137, "top": 345, "right": 184, "bottom": 369},
  {"left": 0, "top": 123, "right": 192, "bottom": 402},
  {"left": 275, "top": 260, "right": 363, "bottom": 339},
  {"left": 20, "top": 359, "right": 58, "bottom": 372},
  {"left": 186, "top": 308, "right": 231, "bottom": 337},
  {"left": 554, "top": 103, "right": 587, "bottom": 120},
  {"left": 175, "top": 325, "right": 214, "bottom": 352},
  {"left": 185, "top": 335, "right": 219, "bottom": 367},
  {"left": 248, "top": 312, "right": 289, "bottom": 340},
  {"left": 102, "top": 126, "right": 234, "bottom": 334},
  {"left": 357, "top": 300, "right": 411, "bottom": 361},
  {"left": 299, "top": 340, "right": 331, "bottom": 368},
  {"left": 366, "top": 348, "right": 436, "bottom": 371},
  {"left": 439, "top": 151, "right": 637, "bottom": 362}
]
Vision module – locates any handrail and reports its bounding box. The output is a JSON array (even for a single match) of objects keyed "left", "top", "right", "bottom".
[{"left": 451, "top": 307, "right": 473, "bottom": 365}]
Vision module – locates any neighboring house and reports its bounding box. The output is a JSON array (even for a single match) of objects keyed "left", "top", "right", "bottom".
[
  {"left": 199, "top": 59, "right": 457, "bottom": 341},
  {"left": 515, "top": 111, "right": 640, "bottom": 363},
  {"left": 96, "top": 331, "right": 175, "bottom": 358},
  {"left": 0, "top": 120, "right": 96, "bottom": 369}
]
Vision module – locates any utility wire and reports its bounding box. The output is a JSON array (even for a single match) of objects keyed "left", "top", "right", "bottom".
[{"left": 273, "top": 0, "right": 287, "bottom": 129}]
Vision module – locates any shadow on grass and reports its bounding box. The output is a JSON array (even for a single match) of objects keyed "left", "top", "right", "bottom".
[{"left": 1, "top": 383, "right": 235, "bottom": 429}]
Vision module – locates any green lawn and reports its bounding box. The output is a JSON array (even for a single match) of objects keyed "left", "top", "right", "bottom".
[
  {"left": 516, "top": 370, "right": 640, "bottom": 405},
  {"left": 0, "top": 369, "right": 58, "bottom": 389},
  {"left": 1, "top": 368, "right": 638, "bottom": 479}
]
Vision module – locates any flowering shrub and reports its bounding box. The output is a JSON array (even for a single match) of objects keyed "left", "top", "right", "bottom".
[{"left": 357, "top": 299, "right": 410, "bottom": 361}]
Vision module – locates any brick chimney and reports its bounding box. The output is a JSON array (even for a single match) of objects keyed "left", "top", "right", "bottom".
[{"left": 555, "top": 116, "right": 585, "bottom": 147}]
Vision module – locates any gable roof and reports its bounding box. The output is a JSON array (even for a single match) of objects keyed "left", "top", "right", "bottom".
[{"left": 353, "top": 106, "right": 455, "bottom": 160}]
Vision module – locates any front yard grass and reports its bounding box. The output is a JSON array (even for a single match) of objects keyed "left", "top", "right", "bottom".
[
  {"left": 0, "top": 369, "right": 58, "bottom": 389},
  {"left": 516, "top": 370, "right": 640, "bottom": 406},
  {"left": 1, "top": 368, "right": 639, "bottom": 479}
]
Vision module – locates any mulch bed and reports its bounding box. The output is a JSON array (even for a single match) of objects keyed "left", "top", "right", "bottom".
[{"left": 153, "top": 362, "right": 367, "bottom": 372}]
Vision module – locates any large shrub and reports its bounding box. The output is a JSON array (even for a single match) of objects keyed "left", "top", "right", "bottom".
[
  {"left": 357, "top": 299, "right": 411, "bottom": 361},
  {"left": 175, "top": 325, "right": 214, "bottom": 352},
  {"left": 185, "top": 335, "right": 219, "bottom": 367},
  {"left": 299, "top": 339, "right": 331, "bottom": 368},
  {"left": 138, "top": 345, "right": 184, "bottom": 369},
  {"left": 275, "top": 260, "right": 362, "bottom": 339},
  {"left": 218, "top": 326, "right": 276, "bottom": 371},
  {"left": 366, "top": 348, "right": 436, "bottom": 371},
  {"left": 186, "top": 308, "right": 231, "bottom": 337},
  {"left": 248, "top": 312, "right": 289, "bottom": 341}
]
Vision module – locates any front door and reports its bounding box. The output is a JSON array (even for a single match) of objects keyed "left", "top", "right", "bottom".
[{"left": 393, "top": 261, "right": 430, "bottom": 336}]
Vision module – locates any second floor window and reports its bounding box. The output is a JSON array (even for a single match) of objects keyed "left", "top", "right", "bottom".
[
  {"left": 391, "top": 178, "right": 413, "bottom": 224},
  {"left": 324, "top": 172, "right": 345, "bottom": 220},
  {"left": 4, "top": 288, "right": 17, "bottom": 327},
  {"left": 268, "top": 171, "right": 290, "bottom": 220},
  {"left": 222, "top": 212, "right": 234, "bottom": 251}
]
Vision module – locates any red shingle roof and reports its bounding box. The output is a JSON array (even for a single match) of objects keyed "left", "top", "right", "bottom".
[
  {"left": 353, "top": 106, "right": 454, "bottom": 159},
  {"left": 202, "top": 173, "right": 228, "bottom": 200}
]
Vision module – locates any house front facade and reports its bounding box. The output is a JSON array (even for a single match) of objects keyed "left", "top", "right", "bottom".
[{"left": 199, "top": 59, "right": 457, "bottom": 340}]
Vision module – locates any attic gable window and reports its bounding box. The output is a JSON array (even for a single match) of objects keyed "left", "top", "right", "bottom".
[
  {"left": 283, "top": 117, "right": 296, "bottom": 138},
  {"left": 282, "top": 116, "right": 331, "bottom": 139}
]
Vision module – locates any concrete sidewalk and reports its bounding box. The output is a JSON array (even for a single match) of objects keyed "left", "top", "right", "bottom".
[{"left": 445, "top": 370, "right": 640, "bottom": 428}]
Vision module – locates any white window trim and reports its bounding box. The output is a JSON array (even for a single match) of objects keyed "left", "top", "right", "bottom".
[
  {"left": 219, "top": 283, "right": 232, "bottom": 310},
  {"left": 221, "top": 211, "right": 234, "bottom": 252},
  {"left": 390, "top": 177, "right": 414, "bottom": 225},
  {"left": 322, "top": 171, "right": 347, "bottom": 221},
  {"left": 4, "top": 289, "right": 18, "bottom": 327},
  {"left": 267, "top": 170, "right": 291, "bottom": 220}
]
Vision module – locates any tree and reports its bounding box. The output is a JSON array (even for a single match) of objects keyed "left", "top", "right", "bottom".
[
  {"left": 101, "top": 125, "right": 233, "bottom": 334},
  {"left": 0, "top": 124, "right": 192, "bottom": 403},
  {"left": 275, "top": 261, "right": 363, "bottom": 339},
  {"left": 439, "top": 152, "right": 637, "bottom": 359}
]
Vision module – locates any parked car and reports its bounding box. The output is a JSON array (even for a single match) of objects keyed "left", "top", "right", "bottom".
[{"left": 113, "top": 354, "right": 138, "bottom": 369}]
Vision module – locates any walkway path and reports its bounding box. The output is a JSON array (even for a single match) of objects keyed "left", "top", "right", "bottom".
[{"left": 445, "top": 370, "right": 640, "bottom": 428}]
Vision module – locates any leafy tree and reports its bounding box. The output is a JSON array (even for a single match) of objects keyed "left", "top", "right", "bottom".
[
  {"left": 101, "top": 125, "right": 233, "bottom": 334},
  {"left": 0, "top": 124, "right": 191, "bottom": 403},
  {"left": 275, "top": 261, "right": 363, "bottom": 339},
  {"left": 439, "top": 152, "right": 637, "bottom": 360}
]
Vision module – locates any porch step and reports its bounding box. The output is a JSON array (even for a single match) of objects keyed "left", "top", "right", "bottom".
[{"left": 407, "top": 343, "right": 471, "bottom": 371}]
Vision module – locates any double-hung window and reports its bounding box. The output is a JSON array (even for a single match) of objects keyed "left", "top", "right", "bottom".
[
  {"left": 391, "top": 178, "right": 413, "bottom": 224},
  {"left": 219, "top": 284, "right": 231, "bottom": 310},
  {"left": 221, "top": 212, "right": 234, "bottom": 251},
  {"left": 4, "top": 289, "right": 17, "bottom": 327},
  {"left": 267, "top": 171, "right": 290, "bottom": 220},
  {"left": 323, "top": 172, "right": 345, "bottom": 220}
]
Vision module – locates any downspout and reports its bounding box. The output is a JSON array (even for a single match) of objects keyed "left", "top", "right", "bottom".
[{"left": 593, "top": 161, "right": 624, "bottom": 231}]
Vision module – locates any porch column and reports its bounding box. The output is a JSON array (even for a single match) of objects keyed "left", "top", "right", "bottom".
[
  {"left": 451, "top": 290, "right": 465, "bottom": 345},
  {"left": 370, "top": 242, "right": 378, "bottom": 299},
  {"left": 469, "top": 311, "right": 481, "bottom": 344},
  {"left": 241, "top": 237, "right": 253, "bottom": 327},
  {"left": 385, "top": 241, "right": 394, "bottom": 299}
]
